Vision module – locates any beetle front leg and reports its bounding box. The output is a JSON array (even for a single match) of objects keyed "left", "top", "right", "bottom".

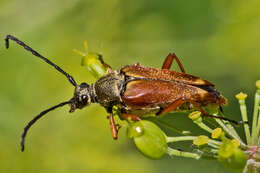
[
  {"left": 109, "top": 113, "right": 121, "bottom": 140},
  {"left": 162, "top": 53, "right": 186, "bottom": 73}
]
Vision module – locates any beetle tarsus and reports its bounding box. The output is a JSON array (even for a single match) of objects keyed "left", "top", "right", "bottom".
[{"left": 238, "top": 120, "right": 249, "bottom": 124}]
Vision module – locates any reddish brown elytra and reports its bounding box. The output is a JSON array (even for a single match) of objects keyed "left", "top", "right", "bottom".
[
  {"left": 5, "top": 35, "right": 241, "bottom": 151},
  {"left": 121, "top": 54, "right": 226, "bottom": 115}
]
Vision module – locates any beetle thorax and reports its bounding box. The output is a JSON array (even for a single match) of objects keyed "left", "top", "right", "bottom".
[{"left": 93, "top": 71, "right": 124, "bottom": 110}]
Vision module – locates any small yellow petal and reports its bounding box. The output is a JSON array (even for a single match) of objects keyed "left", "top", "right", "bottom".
[
  {"left": 212, "top": 128, "right": 222, "bottom": 139},
  {"left": 83, "top": 40, "right": 89, "bottom": 53},
  {"left": 231, "top": 139, "right": 240, "bottom": 147},
  {"left": 73, "top": 49, "right": 86, "bottom": 56},
  {"left": 193, "top": 135, "right": 209, "bottom": 146},
  {"left": 256, "top": 80, "right": 260, "bottom": 89},
  {"left": 235, "top": 92, "right": 248, "bottom": 100},
  {"left": 188, "top": 111, "right": 201, "bottom": 120}
]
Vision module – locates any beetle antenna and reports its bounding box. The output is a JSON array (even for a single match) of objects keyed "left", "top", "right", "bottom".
[
  {"left": 219, "top": 106, "right": 224, "bottom": 113},
  {"left": 20, "top": 100, "right": 72, "bottom": 152},
  {"left": 5, "top": 35, "right": 77, "bottom": 87}
]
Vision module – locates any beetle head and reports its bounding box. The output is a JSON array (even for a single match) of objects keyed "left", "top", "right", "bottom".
[{"left": 69, "top": 82, "right": 92, "bottom": 112}]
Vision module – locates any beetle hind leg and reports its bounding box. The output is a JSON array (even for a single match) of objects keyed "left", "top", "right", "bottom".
[{"left": 162, "top": 53, "right": 186, "bottom": 73}]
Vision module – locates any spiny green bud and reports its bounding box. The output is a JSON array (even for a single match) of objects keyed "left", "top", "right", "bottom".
[
  {"left": 73, "top": 41, "right": 108, "bottom": 78},
  {"left": 81, "top": 53, "right": 108, "bottom": 78},
  {"left": 127, "top": 120, "right": 168, "bottom": 159},
  {"left": 193, "top": 135, "right": 209, "bottom": 146}
]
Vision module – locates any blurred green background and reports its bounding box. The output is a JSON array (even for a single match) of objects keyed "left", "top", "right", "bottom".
[{"left": 0, "top": 0, "right": 260, "bottom": 173}]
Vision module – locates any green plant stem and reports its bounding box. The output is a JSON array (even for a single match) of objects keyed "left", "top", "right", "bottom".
[
  {"left": 167, "top": 147, "right": 200, "bottom": 160},
  {"left": 215, "top": 118, "right": 247, "bottom": 148},
  {"left": 257, "top": 109, "right": 260, "bottom": 145},
  {"left": 153, "top": 119, "right": 191, "bottom": 136},
  {"left": 193, "top": 119, "right": 213, "bottom": 133},
  {"left": 208, "top": 139, "right": 222, "bottom": 146},
  {"left": 167, "top": 136, "right": 221, "bottom": 146},
  {"left": 226, "top": 123, "right": 241, "bottom": 140},
  {"left": 239, "top": 100, "right": 251, "bottom": 145},
  {"left": 243, "top": 159, "right": 260, "bottom": 173},
  {"left": 167, "top": 136, "right": 196, "bottom": 143},
  {"left": 253, "top": 90, "right": 260, "bottom": 144}
]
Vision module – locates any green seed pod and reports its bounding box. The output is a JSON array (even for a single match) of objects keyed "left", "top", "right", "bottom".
[
  {"left": 218, "top": 141, "right": 247, "bottom": 172},
  {"left": 127, "top": 120, "right": 168, "bottom": 159}
]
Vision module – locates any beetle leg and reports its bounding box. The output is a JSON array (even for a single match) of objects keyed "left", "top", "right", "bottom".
[
  {"left": 162, "top": 53, "right": 186, "bottom": 73},
  {"left": 199, "top": 107, "right": 246, "bottom": 125},
  {"left": 109, "top": 113, "right": 120, "bottom": 140},
  {"left": 156, "top": 98, "right": 184, "bottom": 115},
  {"left": 122, "top": 113, "right": 141, "bottom": 121}
]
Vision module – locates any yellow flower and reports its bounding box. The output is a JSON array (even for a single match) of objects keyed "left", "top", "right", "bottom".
[
  {"left": 212, "top": 128, "right": 223, "bottom": 139},
  {"left": 193, "top": 135, "right": 209, "bottom": 146},
  {"left": 235, "top": 92, "right": 248, "bottom": 100},
  {"left": 188, "top": 111, "right": 201, "bottom": 120},
  {"left": 256, "top": 80, "right": 260, "bottom": 89}
]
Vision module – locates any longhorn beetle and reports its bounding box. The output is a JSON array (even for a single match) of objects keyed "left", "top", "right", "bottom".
[{"left": 5, "top": 35, "right": 243, "bottom": 152}]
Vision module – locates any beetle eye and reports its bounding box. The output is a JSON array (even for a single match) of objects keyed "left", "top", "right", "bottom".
[{"left": 81, "top": 95, "right": 89, "bottom": 104}]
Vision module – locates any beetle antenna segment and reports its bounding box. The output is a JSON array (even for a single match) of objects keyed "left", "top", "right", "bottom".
[
  {"left": 219, "top": 106, "right": 224, "bottom": 113},
  {"left": 5, "top": 35, "right": 77, "bottom": 87},
  {"left": 20, "top": 100, "right": 72, "bottom": 152}
]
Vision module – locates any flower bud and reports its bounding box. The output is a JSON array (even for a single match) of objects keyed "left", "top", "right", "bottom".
[
  {"left": 193, "top": 135, "right": 209, "bottom": 146},
  {"left": 188, "top": 111, "right": 201, "bottom": 120},
  {"left": 231, "top": 139, "right": 240, "bottom": 147},
  {"left": 127, "top": 120, "right": 168, "bottom": 159},
  {"left": 211, "top": 128, "right": 223, "bottom": 139},
  {"left": 218, "top": 140, "right": 247, "bottom": 172},
  {"left": 235, "top": 92, "right": 248, "bottom": 100}
]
